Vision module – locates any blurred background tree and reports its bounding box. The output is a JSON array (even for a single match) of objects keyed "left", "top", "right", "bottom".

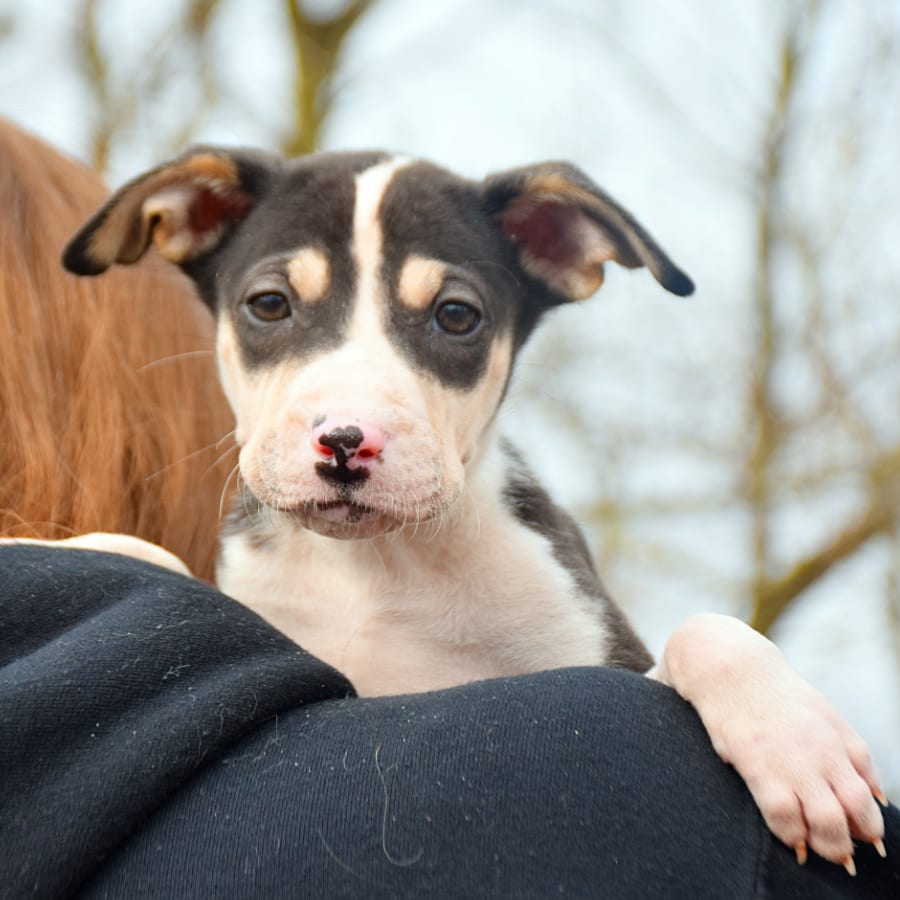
[{"left": 0, "top": 0, "right": 897, "bottom": 787}]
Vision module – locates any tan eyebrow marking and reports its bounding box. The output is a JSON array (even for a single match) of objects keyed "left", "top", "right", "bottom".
[
  {"left": 287, "top": 246, "right": 331, "bottom": 304},
  {"left": 397, "top": 256, "right": 447, "bottom": 310}
]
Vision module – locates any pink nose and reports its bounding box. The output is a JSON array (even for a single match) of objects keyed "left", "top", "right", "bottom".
[{"left": 311, "top": 418, "right": 386, "bottom": 468}]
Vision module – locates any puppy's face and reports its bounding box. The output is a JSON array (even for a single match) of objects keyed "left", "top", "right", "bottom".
[
  {"left": 64, "top": 149, "right": 692, "bottom": 539},
  {"left": 215, "top": 157, "right": 521, "bottom": 537}
]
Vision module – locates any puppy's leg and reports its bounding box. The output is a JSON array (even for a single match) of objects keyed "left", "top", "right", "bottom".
[
  {"left": 649, "top": 613, "right": 887, "bottom": 871},
  {"left": 0, "top": 533, "right": 192, "bottom": 576}
]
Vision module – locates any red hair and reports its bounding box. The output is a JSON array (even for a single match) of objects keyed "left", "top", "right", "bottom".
[{"left": 0, "top": 119, "right": 235, "bottom": 580}]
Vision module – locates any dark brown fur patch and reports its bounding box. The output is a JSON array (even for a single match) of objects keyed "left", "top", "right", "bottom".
[{"left": 501, "top": 443, "right": 654, "bottom": 673}]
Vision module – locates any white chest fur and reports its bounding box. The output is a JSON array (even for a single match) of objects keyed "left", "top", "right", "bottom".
[{"left": 218, "top": 455, "right": 609, "bottom": 696}]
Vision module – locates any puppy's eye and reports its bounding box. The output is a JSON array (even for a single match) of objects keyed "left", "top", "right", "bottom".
[
  {"left": 434, "top": 300, "right": 481, "bottom": 335},
  {"left": 247, "top": 292, "right": 290, "bottom": 322}
]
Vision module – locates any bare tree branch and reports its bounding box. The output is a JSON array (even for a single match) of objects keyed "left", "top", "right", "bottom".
[
  {"left": 0, "top": 12, "right": 14, "bottom": 42},
  {"left": 745, "top": 2, "right": 828, "bottom": 627},
  {"left": 73, "top": 0, "right": 227, "bottom": 173},
  {"left": 75, "top": 0, "right": 118, "bottom": 171},
  {"left": 282, "top": 0, "right": 372, "bottom": 155},
  {"left": 752, "top": 493, "right": 898, "bottom": 635}
]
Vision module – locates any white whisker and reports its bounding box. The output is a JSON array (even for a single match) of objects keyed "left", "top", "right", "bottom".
[
  {"left": 137, "top": 349, "right": 215, "bottom": 372},
  {"left": 145, "top": 431, "right": 237, "bottom": 482},
  {"left": 218, "top": 464, "right": 241, "bottom": 521},
  {"left": 206, "top": 435, "right": 240, "bottom": 476}
]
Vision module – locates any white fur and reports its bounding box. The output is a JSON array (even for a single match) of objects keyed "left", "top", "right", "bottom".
[{"left": 218, "top": 436, "right": 608, "bottom": 696}]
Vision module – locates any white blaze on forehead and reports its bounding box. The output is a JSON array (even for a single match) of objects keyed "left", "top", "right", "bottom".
[{"left": 350, "top": 157, "right": 411, "bottom": 339}]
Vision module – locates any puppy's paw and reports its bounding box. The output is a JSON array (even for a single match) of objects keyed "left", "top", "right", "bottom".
[
  {"left": 656, "top": 614, "right": 887, "bottom": 870},
  {"left": 0, "top": 533, "right": 192, "bottom": 576},
  {"left": 712, "top": 664, "right": 886, "bottom": 870}
]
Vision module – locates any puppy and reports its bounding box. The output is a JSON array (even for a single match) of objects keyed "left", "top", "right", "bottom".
[{"left": 58, "top": 147, "right": 885, "bottom": 869}]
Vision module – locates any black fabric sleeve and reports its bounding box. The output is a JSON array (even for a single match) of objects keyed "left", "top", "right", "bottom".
[
  {"left": 80, "top": 672, "right": 899, "bottom": 900},
  {"left": 0, "top": 546, "right": 354, "bottom": 898},
  {"left": 0, "top": 546, "right": 897, "bottom": 899}
]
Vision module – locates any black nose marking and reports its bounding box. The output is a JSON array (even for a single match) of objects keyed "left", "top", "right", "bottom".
[
  {"left": 318, "top": 426, "right": 363, "bottom": 453},
  {"left": 315, "top": 425, "right": 368, "bottom": 487},
  {"left": 315, "top": 460, "right": 369, "bottom": 487}
]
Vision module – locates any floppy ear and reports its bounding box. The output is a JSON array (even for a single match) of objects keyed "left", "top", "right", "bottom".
[
  {"left": 62, "top": 147, "right": 280, "bottom": 276},
  {"left": 482, "top": 162, "right": 694, "bottom": 300}
]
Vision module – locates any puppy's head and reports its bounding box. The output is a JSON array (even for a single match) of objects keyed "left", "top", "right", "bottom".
[{"left": 64, "top": 149, "right": 692, "bottom": 539}]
